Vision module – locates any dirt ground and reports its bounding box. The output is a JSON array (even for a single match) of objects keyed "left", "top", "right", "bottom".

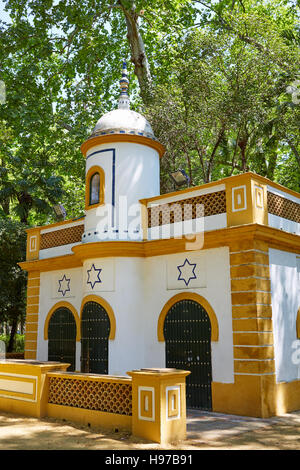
[{"left": 0, "top": 409, "right": 299, "bottom": 451}]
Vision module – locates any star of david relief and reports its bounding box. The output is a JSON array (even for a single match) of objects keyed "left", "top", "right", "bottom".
[
  {"left": 177, "top": 258, "right": 197, "bottom": 287},
  {"left": 58, "top": 274, "right": 71, "bottom": 297},
  {"left": 87, "top": 264, "right": 102, "bottom": 289}
]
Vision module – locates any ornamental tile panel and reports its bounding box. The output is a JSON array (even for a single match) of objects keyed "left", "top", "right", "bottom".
[
  {"left": 40, "top": 225, "right": 84, "bottom": 250},
  {"left": 147, "top": 190, "right": 226, "bottom": 228},
  {"left": 267, "top": 192, "right": 300, "bottom": 223}
]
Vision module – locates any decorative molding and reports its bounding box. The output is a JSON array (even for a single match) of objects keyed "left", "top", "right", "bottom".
[
  {"left": 138, "top": 386, "right": 155, "bottom": 422},
  {"left": 19, "top": 224, "right": 300, "bottom": 274},
  {"left": 166, "top": 386, "right": 181, "bottom": 421},
  {"left": 0, "top": 373, "right": 37, "bottom": 403},
  {"left": 232, "top": 185, "right": 247, "bottom": 212},
  {"left": 81, "top": 133, "right": 165, "bottom": 158}
]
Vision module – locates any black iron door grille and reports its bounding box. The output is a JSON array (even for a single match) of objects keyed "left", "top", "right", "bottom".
[
  {"left": 81, "top": 301, "right": 110, "bottom": 374},
  {"left": 164, "top": 299, "right": 212, "bottom": 410},
  {"left": 48, "top": 307, "right": 76, "bottom": 371}
]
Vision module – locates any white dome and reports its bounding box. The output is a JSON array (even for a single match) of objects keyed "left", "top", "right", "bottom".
[{"left": 91, "top": 108, "right": 155, "bottom": 139}]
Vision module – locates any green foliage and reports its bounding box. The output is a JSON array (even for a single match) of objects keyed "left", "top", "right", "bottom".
[
  {"left": 0, "top": 0, "right": 299, "bottom": 211},
  {"left": 0, "top": 218, "right": 27, "bottom": 313},
  {"left": 0, "top": 334, "right": 25, "bottom": 352},
  {"left": 145, "top": 5, "right": 300, "bottom": 191}
]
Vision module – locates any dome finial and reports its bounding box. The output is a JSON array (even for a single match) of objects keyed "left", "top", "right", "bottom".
[{"left": 118, "top": 60, "right": 130, "bottom": 110}]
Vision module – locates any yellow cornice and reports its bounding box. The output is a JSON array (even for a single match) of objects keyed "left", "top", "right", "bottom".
[
  {"left": 18, "top": 224, "right": 300, "bottom": 273},
  {"left": 19, "top": 253, "right": 83, "bottom": 273},
  {"left": 81, "top": 134, "right": 165, "bottom": 158},
  {"left": 25, "top": 217, "right": 85, "bottom": 234},
  {"left": 72, "top": 241, "right": 145, "bottom": 260}
]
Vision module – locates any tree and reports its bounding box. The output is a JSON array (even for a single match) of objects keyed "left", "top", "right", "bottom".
[
  {"left": 146, "top": 14, "right": 300, "bottom": 191},
  {"left": 0, "top": 218, "right": 27, "bottom": 352},
  {"left": 0, "top": 0, "right": 299, "bottom": 216}
]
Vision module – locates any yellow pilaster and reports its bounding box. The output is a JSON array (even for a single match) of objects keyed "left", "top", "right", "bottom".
[
  {"left": 127, "top": 368, "right": 190, "bottom": 444},
  {"left": 212, "top": 236, "right": 277, "bottom": 418},
  {"left": 24, "top": 271, "right": 40, "bottom": 360},
  {"left": 225, "top": 174, "right": 268, "bottom": 227},
  {"left": 26, "top": 228, "right": 41, "bottom": 261}
]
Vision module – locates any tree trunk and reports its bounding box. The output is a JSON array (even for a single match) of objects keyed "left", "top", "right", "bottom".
[
  {"left": 238, "top": 137, "right": 248, "bottom": 172},
  {"left": 119, "top": 1, "right": 154, "bottom": 105},
  {"left": 7, "top": 315, "right": 18, "bottom": 353}
]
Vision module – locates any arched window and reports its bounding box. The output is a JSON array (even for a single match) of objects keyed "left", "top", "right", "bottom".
[
  {"left": 85, "top": 166, "right": 105, "bottom": 210},
  {"left": 89, "top": 172, "right": 100, "bottom": 205}
]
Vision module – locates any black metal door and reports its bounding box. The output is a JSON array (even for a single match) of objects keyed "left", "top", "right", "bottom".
[
  {"left": 48, "top": 307, "right": 76, "bottom": 371},
  {"left": 81, "top": 301, "right": 110, "bottom": 374},
  {"left": 164, "top": 299, "right": 212, "bottom": 410}
]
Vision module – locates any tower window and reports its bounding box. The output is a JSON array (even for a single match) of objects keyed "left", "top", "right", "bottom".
[
  {"left": 89, "top": 172, "right": 100, "bottom": 205},
  {"left": 85, "top": 165, "right": 105, "bottom": 211}
]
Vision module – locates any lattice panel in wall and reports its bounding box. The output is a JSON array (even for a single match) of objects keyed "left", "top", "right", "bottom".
[
  {"left": 48, "top": 376, "right": 132, "bottom": 416},
  {"left": 148, "top": 190, "right": 226, "bottom": 228},
  {"left": 40, "top": 225, "right": 84, "bottom": 250},
  {"left": 267, "top": 191, "right": 300, "bottom": 224}
]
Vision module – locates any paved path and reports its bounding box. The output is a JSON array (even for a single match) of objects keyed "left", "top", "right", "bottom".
[
  {"left": 0, "top": 409, "right": 299, "bottom": 450},
  {"left": 185, "top": 409, "right": 300, "bottom": 449}
]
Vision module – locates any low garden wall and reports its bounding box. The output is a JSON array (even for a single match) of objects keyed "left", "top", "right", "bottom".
[{"left": 0, "top": 360, "right": 190, "bottom": 444}]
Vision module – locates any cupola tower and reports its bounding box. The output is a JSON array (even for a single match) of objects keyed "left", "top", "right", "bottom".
[{"left": 81, "top": 62, "right": 165, "bottom": 242}]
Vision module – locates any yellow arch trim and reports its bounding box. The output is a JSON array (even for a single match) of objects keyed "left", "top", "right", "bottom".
[
  {"left": 157, "top": 292, "right": 219, "bottom": 343},
  {"left": 80, "top": 294, "right": 116, "bottom": 340},
  {"left": 44, "top": 301, "right": 80, "bottom": 342},
  {"left": 297, "top": 308, "right": 300, "bottom": 339},
  {"left": 85, "top": 165, "right": 105, "bottom": 211}
]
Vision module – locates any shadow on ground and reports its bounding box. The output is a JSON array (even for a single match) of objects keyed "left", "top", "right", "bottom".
[{"left": 0, "top": 409, "right": 299, "bottom": 450}]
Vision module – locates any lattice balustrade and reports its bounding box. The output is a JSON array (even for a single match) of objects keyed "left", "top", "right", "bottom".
[
  {"left": 148, "top": 190, "right": 226, "bottom": 228},
  {"left": 48, "top": 375, "right": 132, "bottom": 416},
  {"left": 267, "top": 191, "right": 300, "bottom": 224},
  {"left": 40, "top": 224, "right": 84, "bottom": 250}
]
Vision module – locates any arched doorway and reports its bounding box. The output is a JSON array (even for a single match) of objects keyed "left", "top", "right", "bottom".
[
  {"left": 163, "top": 298, "right": 213, "bottom": 410},
  {"left": 48, "top": 306, "right": 77, "bottom": 371},
  {"left": 80, "top": 301, "right": 111, "bottom": 374}
]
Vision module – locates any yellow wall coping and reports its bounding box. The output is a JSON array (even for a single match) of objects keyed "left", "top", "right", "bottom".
[
  {"left": 25, "top": 217, "right": 85, "bottom": 234},
  {"left": 0, "top": 360, "right": 70, "bottom": 372},
  {"left": 127, "top": 368, "right": 191, "bottom": 379},
  {"left": 140, "top": 171, "right": 300, "bottom": 206},
  {"left": 47, "top": 371, "right": 132, "bottom": 384}
]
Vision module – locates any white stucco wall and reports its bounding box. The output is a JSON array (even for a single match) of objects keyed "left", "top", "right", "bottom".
[
  {"left": 36, "top": 247, "right": 234, "bottom": 383},
  {"left": 37, "top": 267, "right": 83, "bottom": 363},
  {"left": 84, "top": 141, "right": 160, "bottom": 242},
  {"left": 269, "top": 249, "right": 300, "bottom": 382},
  {"left": 141, "top": 247, "right": 234, "bottom": 383}
]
